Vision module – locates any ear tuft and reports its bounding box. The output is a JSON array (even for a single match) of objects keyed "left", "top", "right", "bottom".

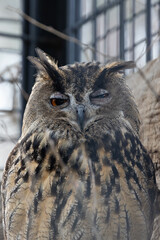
[
  {"left": 105, "top": 61, "right": 135, "bottom": 73},
  {"left": 28, "top": 48, "right": 61, "bottom": 81},
  {"left": 35, "top": 48, "right": 59, "bottom": 70},
  {"left": 28, "top": 48, "right": 65, "bottom": 92},
  {"left": 27, "top": 56, "right": 46, "bottom": 72}
]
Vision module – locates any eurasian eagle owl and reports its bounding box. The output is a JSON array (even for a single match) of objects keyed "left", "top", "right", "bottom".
[{"left": 1, "top": 48, "right": 158, "bottom": 240}]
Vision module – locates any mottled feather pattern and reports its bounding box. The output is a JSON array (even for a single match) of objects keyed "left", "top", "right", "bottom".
[
  {"left": 2, "top": 123, "right": 155, "bottom": 240},
  {"left": 1, "top": 49, "right": 158, "bottom": 240}
]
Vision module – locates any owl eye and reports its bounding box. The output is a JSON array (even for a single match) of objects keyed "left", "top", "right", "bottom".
[
  {"left": 51, "top": 98, "right": 68, "bottom": 106},
  {"left": 90, "top": 89, "right": 111, "bottom": 105},
  {"left": 92, "top": 93, "right": 110, "bottom": 98},
  {"left": 50, "top": 93, "right": 69, "bottom": 107}
]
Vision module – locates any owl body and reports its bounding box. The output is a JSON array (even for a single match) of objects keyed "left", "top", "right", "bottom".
[{"left": 2, "top": 49, "right": 158, "bottom": 240}]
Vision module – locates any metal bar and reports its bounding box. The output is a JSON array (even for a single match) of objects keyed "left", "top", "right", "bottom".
[
  {"left": 0, "top": 48, "right": 21, "bottom": 54},
  {"left": 0, "top": 137, "right": 18, "bottom": 142},
  {"left": 104, "top": 3, "right": 107, "bottom": 62},
  {"left": 0, "top": 78, "right": 21, "bottom": 83},
  {"left": 66, "top": 0, "right": 76, "bottom": 63},
  {"left": 75, "top": 0, "right": 81, "bottom": 62},
  {"left": 0, "top": 18, "right": 20, "bottom": 22},
  {"left": 21, "top": 0, "right": 30, "bottom": 122},
  {"left": 120, "top": 0, "right": 124, "bottom": 59},
  {"left": 0, "top": 32, "right": 59, "bottom": 44},
  {"left": 93, "top": 0, "right": 97, "bottom": 60},
  {"left": 146, "top": 0, "right": 151, "bottom": 61},
  {"left": 158, "top": 1, "right": 160, "bottom": 56},
  {"left": 132, "top": 0, "right": 135, "bottom": 61},
  {"left": 0, "top": 109, "right": 20, "bottom": 113},
  {"left": 0, "top": 32, "right": 23, "bottom": 39}
]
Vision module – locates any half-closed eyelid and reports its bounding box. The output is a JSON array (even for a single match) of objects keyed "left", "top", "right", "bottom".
[
  {"left": 50, "top": 92, "right": 69, "bottom": 107},
  {"left": 90, "top": 89, "right": 109, "bottom": 98},
  {"left": 92, "top": 93, "right": 109, "bottom": 98},
  {"left": 50, "top": 92, "right": 69, "bottom": 99}
]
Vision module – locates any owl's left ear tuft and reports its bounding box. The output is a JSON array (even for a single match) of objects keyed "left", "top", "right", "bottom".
[
  {"left": 105, "top": 61, "right": 136, "bottom": 74},
  {"left": 28, "top": 48, "right": 62, "bottom": 81}
]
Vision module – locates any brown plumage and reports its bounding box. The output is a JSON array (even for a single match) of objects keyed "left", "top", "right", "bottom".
[{"left": 1, "top": 49, "right": 158, "bottom": 240}]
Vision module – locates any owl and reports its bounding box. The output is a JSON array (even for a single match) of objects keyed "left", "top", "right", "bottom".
[{"left": 1, "top": 48, "right": 159, "bottom": 240}]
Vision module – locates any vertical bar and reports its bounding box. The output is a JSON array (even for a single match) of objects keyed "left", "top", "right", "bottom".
[
  {"left": 158, "top": 1, "right": 160, "bottom": 55},
  {"left": 75, "top": 0, "right": 81, "bottom": 62},
  {"left": 120, "top": 0, "right": 124, "bottom": 59},
  {"left": 21, "top": 0, "right": 38, "bottom": 126},
  {"left": 66, "top": 0, "right": 76, "bottom": 63},
  {"left": 93, "top": 0, "right": 97, "bottom": 61},
  {"left": 146, "top": 0, "right": 151, "bottom": 61},
  {"left": 104, "top": 6, "right": 107, "bottom": 63},
  {"left": 21, "top": 0, "right": 30, "bottom": 123},
  {"left": 132, "top": 0, "right": 135, "bottom": 61}
]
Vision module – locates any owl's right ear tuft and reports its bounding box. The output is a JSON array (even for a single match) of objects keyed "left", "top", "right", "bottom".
[
  {"left": 27, "top": 56, "right": 46, "bottom": 73},
  {"left": 28, "top": 48, "right": 62, "bottom": 81},
  {"left": 28, "top": 48, "right": 65, "bottom": 92}
]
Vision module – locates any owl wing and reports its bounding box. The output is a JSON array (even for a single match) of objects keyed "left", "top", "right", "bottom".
[
  {"left": 1, "top": 130, "right": 49, "bottom": 239},
  {"left": 1, "top": 128, "right": 69, "bottom": 239},
  {"left": 1, "top": 141, "right": 22, "bottom": 240}
]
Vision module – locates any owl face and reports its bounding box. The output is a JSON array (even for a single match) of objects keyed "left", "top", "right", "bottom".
[{"left": 23, "top": 49, "right": 139, "bottom": 135}]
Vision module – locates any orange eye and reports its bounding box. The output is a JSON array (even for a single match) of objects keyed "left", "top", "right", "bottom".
[{"left": 50, "top": 98, "right": 68, "bottom": 106}]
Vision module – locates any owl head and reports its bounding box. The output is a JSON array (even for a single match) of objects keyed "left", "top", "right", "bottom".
[{"left": 22, "top": 48, "right": 139, "bottom": 136}]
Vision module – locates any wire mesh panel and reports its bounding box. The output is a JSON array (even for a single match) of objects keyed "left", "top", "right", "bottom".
[{"left": 67, "top": 0, "right": 160, "bottom": 67}]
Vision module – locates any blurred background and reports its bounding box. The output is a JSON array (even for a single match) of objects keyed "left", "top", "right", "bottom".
[{"left": 0, "top": 0, "right": 160, "bottom": 174}]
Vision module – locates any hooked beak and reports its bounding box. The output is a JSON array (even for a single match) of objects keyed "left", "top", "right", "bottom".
[{"left": 76, "top": 105, "right": 85, "bottom": 131}]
